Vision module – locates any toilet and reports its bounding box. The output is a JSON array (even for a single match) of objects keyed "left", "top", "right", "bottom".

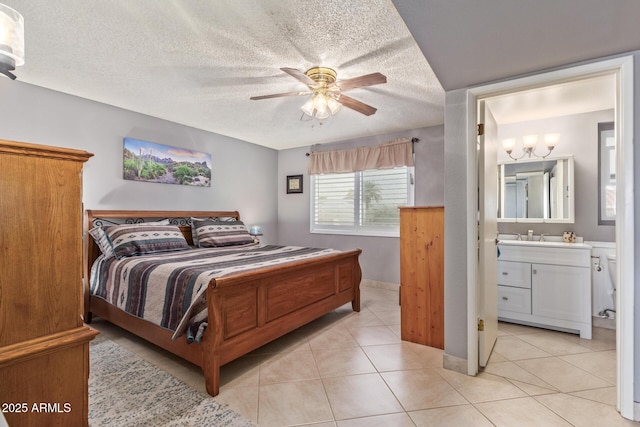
[{"left": 607, "top": 254, "right": 617, "bottom": 291}]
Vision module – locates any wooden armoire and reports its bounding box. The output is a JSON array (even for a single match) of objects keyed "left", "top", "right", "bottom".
[
  {"left": 399, "top": 206, "right": 444, "bottom": 349},
  {"left": 0, "top": 140, "right": 98, "bottom": 427}
]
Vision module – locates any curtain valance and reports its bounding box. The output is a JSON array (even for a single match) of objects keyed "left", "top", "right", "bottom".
[{"left": 307, "top": 138, "right": 414, "bottom": 175}]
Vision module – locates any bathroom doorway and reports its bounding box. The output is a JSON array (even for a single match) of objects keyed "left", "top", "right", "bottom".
[{"left": 468, "top": 56, "right": 634, "bottom": 419}]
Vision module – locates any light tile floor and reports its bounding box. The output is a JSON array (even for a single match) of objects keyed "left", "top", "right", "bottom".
[{"left": 92, "top": 282, "right": 636, "bottom": 426}]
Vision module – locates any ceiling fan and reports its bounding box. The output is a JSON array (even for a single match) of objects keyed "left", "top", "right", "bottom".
[{"left": 250, "top": 67, "right": 387, "bottom": 119}]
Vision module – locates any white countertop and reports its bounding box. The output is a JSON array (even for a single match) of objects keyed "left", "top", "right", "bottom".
[{"left": 498, "top": 239, "right": 591, "bottom": 249}]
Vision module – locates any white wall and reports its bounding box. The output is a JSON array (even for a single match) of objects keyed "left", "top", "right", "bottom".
[
  {"left": 497, "top": 109, "right": 615, "bottom": 242},
  {"left": 0, "top": 80, "right": 279, "bottom": 240},
  {"left": 277, "top": 125, "right": 445, "bottom": 284}
]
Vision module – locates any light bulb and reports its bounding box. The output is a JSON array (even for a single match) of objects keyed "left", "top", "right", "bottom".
[
  {"left": 315, "top": 104, "right": 330, "bottom": 120},
  {"left": 327, "top": 97, "right": 342, "bottom": 115},
  {"left": 314, "top": 94, "right": 329, "bottom": 119},
  {"left": 544, "top": 133, "right": 560, "bottom": 148},
  {"left": 300, "top": 97, "right": 315, "bottom": 116},
  {"left": 522, "top": 135, "right": 538, "bottom": 149},
  {"left": 501, "top": 138, "right": 516, "bottom": 151},
  {"left": 314, "top": 94, "right": 328, "bottom": 110},
  {"left": 0, "top": 4, "right": 25, "bottom": 66}
]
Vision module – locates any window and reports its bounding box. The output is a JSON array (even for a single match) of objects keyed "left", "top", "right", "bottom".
[
  {"left": 598, "top": 121, "right": 615, "bottom": 225},
  {"left": 311, "top": 166, "right": 414, "bottom": 237}
]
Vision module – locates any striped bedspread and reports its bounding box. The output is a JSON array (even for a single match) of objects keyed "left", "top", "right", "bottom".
[{"left": 90, "top": 244, "right": 340, "bottom": 340}]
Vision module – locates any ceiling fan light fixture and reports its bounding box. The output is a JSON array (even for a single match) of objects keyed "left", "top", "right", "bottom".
[
  {"left": 252, "top": 66, "right": 386, "bottom": 119},
  {"left": 315, "top": 104, "right": 330, "bottom": 120},
  {"left": 305, "top": 67, "right": 337, "bottom": 84},
  {"left": 300, "top": 97, "right": 316, "bottom": 116},
  {"left": 301, "top": 92, "right": 336, "bottom": 121},
  {"left": 327, "top": 96, "right": 342, "bottom": 115},
  {"left": 314, "top": 93, "right": 328, "bottom": 108},
  {"left": 0, "top": 3, "right": 24, "bottom": 80},
  {"left": 315, "top": 110, "right": 330, "bottom": 120}
]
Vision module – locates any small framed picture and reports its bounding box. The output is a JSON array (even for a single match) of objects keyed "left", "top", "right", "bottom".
[{"left": 286, "top": 175, "right": 303, "bottom": 194}]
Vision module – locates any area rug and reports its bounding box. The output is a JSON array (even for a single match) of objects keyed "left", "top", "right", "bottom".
[{"left": 89, "top": 337, "right": 255, "bottom": 426}]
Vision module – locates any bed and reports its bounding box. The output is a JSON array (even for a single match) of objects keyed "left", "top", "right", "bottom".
[{"left": 83, "top": 209, "right": 362, "bottom": 397}]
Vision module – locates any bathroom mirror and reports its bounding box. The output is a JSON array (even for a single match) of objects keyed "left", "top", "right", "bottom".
[{"left": 498, "top": 156, "right": 574, "bottom": 223}]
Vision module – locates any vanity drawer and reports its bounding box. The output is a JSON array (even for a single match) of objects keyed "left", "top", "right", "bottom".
[
  {"left": 497, "top": 261, "right": 531, "bottom": 288},
  {"left": 498, "top": 285, "right": 532, "bottom": 314}
]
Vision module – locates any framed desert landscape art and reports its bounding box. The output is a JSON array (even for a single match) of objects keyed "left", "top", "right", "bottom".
[{"left": 123, "top": 138, "right": 212, "bottom": 187}]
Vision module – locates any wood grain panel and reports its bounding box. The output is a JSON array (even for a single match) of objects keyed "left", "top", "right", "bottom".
[
  {"left": 337, "top": 261, "right": 355, "bottom": 293},
  {"left": 1, "top": 344, "right": 88, "bottom": 427},
  {"left": 0, "top": 154, "right": 85, "bottom": 346},
  {"left": 0, "top": 139, "right": 95, "bottom": 427},
  {"left": 223, "top": 288, "right": 258, "bottom": 339},
  {"left": 266, "top": 267, "right": 335, "bottom": 322},
  {"left": 399, "top": 206, "right": 444, "bottom": 349}
]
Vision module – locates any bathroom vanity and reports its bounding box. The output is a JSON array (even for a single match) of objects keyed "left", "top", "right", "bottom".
[{"left": 497, "top": 239, "right": 592, "bottom": 339}]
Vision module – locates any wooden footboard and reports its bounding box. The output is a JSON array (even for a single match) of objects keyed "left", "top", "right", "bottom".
[
  {"left": 84, "top": 210, "right": 361, "bottom": 396},
  {"left": 203, "top": 249, "right": 361, "bottom": 396}
]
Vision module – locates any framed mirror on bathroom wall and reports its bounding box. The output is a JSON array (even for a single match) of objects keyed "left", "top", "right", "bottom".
[{"left": 498, "top": 155, "right": 575, "bottom": 223}]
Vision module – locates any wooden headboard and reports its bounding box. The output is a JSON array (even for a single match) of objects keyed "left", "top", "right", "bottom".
[{"left": 83, "top": 209, "right": 241, "bottom": 316}]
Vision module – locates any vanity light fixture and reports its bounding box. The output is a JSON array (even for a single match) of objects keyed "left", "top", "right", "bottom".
[
  {"left": 0, "top": 3, "right": 24, "bottom": 80},
  {"left": 502, "top": 133, "right": 559, "bottom": 160}
]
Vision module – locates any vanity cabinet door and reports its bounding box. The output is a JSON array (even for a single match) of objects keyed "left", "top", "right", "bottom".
[{"left": 531, "top": 263, "right": 591, "bottom": 323}]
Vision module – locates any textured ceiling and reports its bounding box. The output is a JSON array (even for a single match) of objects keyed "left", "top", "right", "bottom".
[{"left": 2, "top": 0, "right": 445, "bottom": 150}]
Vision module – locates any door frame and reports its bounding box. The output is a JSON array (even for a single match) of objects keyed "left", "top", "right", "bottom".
[{"left": 465, "top": 56, "right": 635, "bottom": 419}]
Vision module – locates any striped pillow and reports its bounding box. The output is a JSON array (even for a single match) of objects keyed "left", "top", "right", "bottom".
[
  {"left": 89, "top": 220, "right": 172, "bottom": 259},
  {"left": 192, "top": 219, "right": 255, "bottom": 247},
  {"left": 88, "top": 226, "right": 116, "bottom": 259},
  {"left": 104, "top": 224, "right": 191, "bottom": 258}
]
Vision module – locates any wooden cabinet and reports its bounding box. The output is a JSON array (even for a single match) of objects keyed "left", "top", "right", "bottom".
[
  {"left": 399, "top": 206, "right": 444, "bottom": 349},
  {"left": 497, "top": 241, "right": 592, "bottom": 339},
  {"left": 0, "top": 140, "right": 98, "bottom": 427}
]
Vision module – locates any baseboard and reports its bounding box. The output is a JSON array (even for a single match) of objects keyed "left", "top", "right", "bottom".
[
  {"left": 360, "top": 279, "right": 399, "bottom": 292},
  {"left": 592, "top": 316, "right": 616, "bottom": 330},
  {"left": 443, "top": 352, "right": 468, "bottom": 374}
]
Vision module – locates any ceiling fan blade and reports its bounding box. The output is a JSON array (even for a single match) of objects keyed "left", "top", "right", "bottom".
[
  {"left": 250, "top": 90, "right": 312, "bottom": 100},
  {"left": 280, "top": 67, "right": 317, "bottom": 86},
  {"left": 336, "top": 94, "right": 377, "bottom": 116},
  {"left": 337, "top": 72, "right": 387, "bottom": 92}
]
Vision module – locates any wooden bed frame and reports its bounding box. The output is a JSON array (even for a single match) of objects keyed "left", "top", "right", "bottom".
[{"left": 83, "top": 210, "right": 361, "bottom": 396}]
